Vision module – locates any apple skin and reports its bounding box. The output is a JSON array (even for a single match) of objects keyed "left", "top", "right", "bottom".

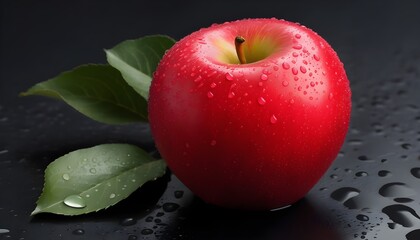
[{"left": 148, "top": 18, "right": 351, "bottom": 210}]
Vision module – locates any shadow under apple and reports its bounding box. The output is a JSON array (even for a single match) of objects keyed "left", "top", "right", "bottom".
[{"left": 160, "top": 196, "right": 345, "bottom": 240}]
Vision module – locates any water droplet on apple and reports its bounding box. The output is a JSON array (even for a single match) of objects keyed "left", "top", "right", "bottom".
[
  {"left": 257, "top": 97, "right": 267, "bottom": 105},
  {"left": 273, "top": 66, "right": 279, "bottom": 71},
  {"left": 293, "top": 52, "right": 299, "bottom": 57},
  {"left": 210, "top": 82, "right": 217, "bottom": 88},
  {"left": 313, "top": 54, "right": 320, "bottom": 61},
  {"left": 298, "top": 86, "right": 302, "bottom": 91},
  {"left": 270, "top": 114, "right": 278, "bottom": 124},
  {"left": 293, "top": 44, "right": 302, "bottom": 50},
  {"left": 302, "top": 60, "right": 308, "bottom": 65},
  {"left": 295, "top": 34, "right": 301, "bottom": 39},
  {"left": 310, "top": 82, "right": 315, "bottom": 87},
  {"left": 110, "top": 193, "right": 116, "bottom": 199},
  {"left": 300, "top": 66, "right": 307, "bottom": 73},
  {"left": 292, "top": 67, "right": 298, "bottom": 75},
  {"left": 282, "top": 62, "right": 290, "bottom": 70},
  {"left": 225, "top": 72, "right": 234, "bottom": 81},
  {"left": 329, "top": 92, "right": 334, "bottom": 99},
  {"left": 207, "top": 91, "right": 214, "bottom": 98},
  {"left": 228, "top": 91, "right": 235, "bottom": 99},
  {"left": 294, "top": 76, "right": 299, "bottom": 81},
  {"left": 282, "top": 80, "right": 289, "bottom": 87},
  {"left": 194, "top": 75, "right": 202, "bottom": 82},
  {"left": 260, "top": 74, "right": 268, "bottom": 81}
]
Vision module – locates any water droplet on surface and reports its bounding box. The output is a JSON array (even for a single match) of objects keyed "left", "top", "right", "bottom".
[
  {"left": 89, "top": 168, "right": 96, "bottom": 174},
  {"left": 379, "top": 182, "right": 415, "bottom": 198},
  {"left": 330, "top": 187, "right": 360, "bottom": 202},
  {"left": 292, "top": 67, "right": 298, "bottom": 75},
  {"left": 225, "top": 72, "right": 234, "bottom": 81},
  {"left": 210, "top": 82, "right": 217, "bottom": 88},
  {"left": 282, "top": 80, "right": 289, "bottom": 87},
  {"left": 313, "top": 54, "right": 320, "bottom": 61},
  {"left": 257, "top": 97, "right": 267, "bottom": 105},
  {"left": 406, "top": 229, "right": 420, "bottom": 240},
  {"left": 411, "top": 168, "right": 420, "bottom": 178},
  {"left": 356, "top": 214, "right": 369, "bottom": 221},
  {"left": 162, "top": 202, "right": 180, "bottom": 212},
  {"left": 394, "top": 197, "right": 414, "bottom": 203},
  {"left": 295, "top": 34, "right": 301, "bottom": 39},
  {"left": 64, "top": 195, "right": 86, "bottom": 209},
  {"left": 110, "top": 193, "right": 116, "bottom": 199},
  {"left": 401, "top": 143, "right": 412, "bottom": 149},
  {"left": 330, "top": 174, "right": 338, "bottom": 179},
  {"left": 310, "top": 81, "right": 315, "bottom": 87},
  {"left": 174, "top": 190, "right": 184, "bottom": 199},
  {"left": 358, "top": 155, "right": 371, "bottom": 161},
  {"left": 382, "top": 204, "right": 420, "bottom": 227},
  {"left": 141, "top": 228, "right": 154, "bottom": 235},
  {"left": 128, "top": 235, "right": 138, "bottom": 240},
  {"left": 270, "top": 115, "right": 278, "bottom": 124},
  {"left": 355, "top": 171, "right": 368, "bottom": 177},
  {"left": 72, "top": 229, "right": 85, "bottom": 235},
  {"left": 300, "top": 66, "right": 307, "bottom": 73},
  {"left": 282, "top": 62, "right": 290, "bottom": 70},
  {"left": 120, "top": 217, "right": 137, "bottom": 226},
  {"left": 260, "top": 74, "right": 268, "bottom": 81},
  {"left": 62, "top": 173, "right": 70, "bottom": 181},
  {"left": 378, "top": 170, "right": 391, "bottom": 177}
]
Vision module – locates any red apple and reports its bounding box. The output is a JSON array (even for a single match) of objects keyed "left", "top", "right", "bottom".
[{"left": 148, "top": 18, "right": 351, "bottom": 210}]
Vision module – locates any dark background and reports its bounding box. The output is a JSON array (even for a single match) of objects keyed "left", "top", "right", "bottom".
[{"left": 1, "top": 1, "right": 420, "bottom": 239}]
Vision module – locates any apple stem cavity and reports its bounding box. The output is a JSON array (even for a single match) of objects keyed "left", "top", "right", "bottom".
[{"left": 235, "top": 36, "right": 247, "bottom": 64}]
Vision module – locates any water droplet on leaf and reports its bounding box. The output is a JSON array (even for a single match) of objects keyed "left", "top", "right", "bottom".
[
  {"left": 62, "top": 173, "right": 70, "bottom": 181},
  {"left": 64, "top": 195, "right": 86, "bottom": 209}
]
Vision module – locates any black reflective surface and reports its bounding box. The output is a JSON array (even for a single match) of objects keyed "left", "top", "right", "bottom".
[{"left": 1, "top": 1, "right": 420, "bottom": 239}]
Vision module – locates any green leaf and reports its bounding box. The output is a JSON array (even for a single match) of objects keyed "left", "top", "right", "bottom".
[
  {"left": 105, "top": 35, "right": 176, "bottom": 100},
  {"left": 31, "top": 144, "right": 166, "bottom": 216},
  {"left": 21, "top": 64, "right": 148, "bottom": 124}
]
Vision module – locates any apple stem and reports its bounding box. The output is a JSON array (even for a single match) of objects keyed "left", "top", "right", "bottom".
[{"left": 235, "top": 36, "right": 247, "bottom": 64}]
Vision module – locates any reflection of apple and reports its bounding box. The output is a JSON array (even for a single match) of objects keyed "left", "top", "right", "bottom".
[{"left": 149, "top": 18, "right": 351, "bottom": 210}]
